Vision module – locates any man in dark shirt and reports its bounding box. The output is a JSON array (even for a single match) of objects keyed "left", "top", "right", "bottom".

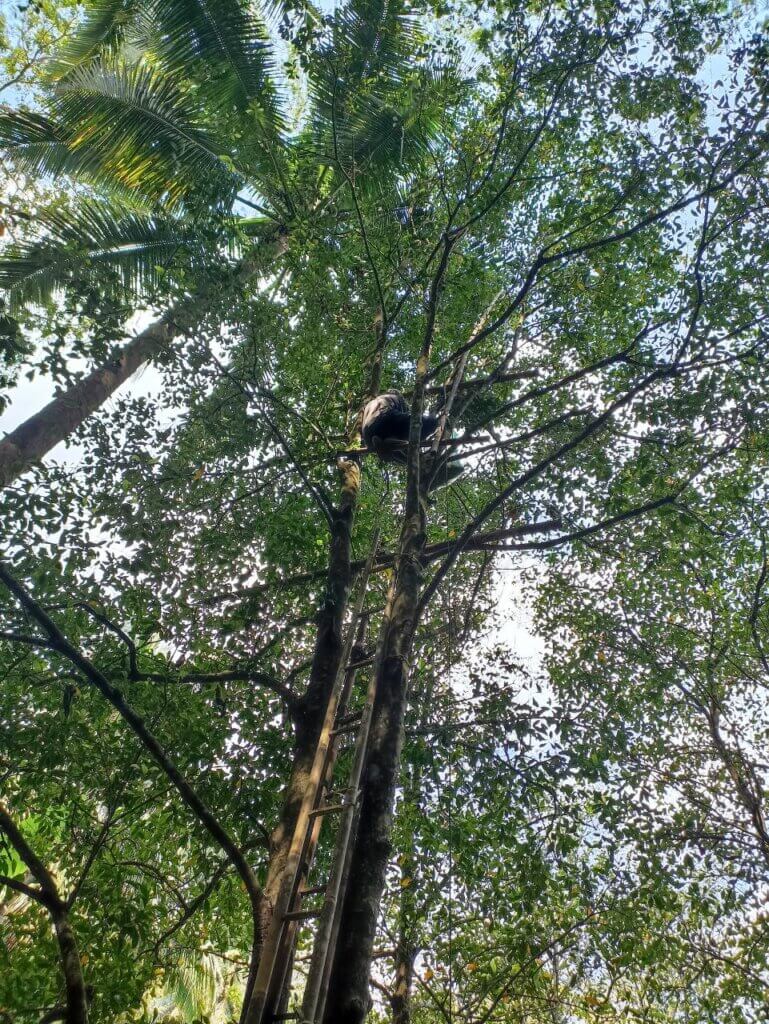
[
  {"left": 361, "top": 390, "right": 438, "bottom": 463},
  {"left": 361, "top": 391, "right": 464, "bottom": 491}
]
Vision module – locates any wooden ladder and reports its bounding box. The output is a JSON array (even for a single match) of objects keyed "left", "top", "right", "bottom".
[{"left": 250, "top": 532, "right": 381, "bottom": 1024}]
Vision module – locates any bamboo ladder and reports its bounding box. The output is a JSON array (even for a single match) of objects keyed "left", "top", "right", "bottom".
[{"left": 250, "top": 530, "right": 382, "bottom": 1023}]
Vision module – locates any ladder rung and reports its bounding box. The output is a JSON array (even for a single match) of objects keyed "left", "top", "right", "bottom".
[
  {"left": 283, "top": 907, "right": 321, "bottom": 921},
  {"left": 309, "top": 802, "right": 346, "bottom": 818},
  {"left": 335, "top": 709, "right": 363, "bottom": 728},
  {"left": 299, "top": 884, "right": 327, "bottom": 896}
]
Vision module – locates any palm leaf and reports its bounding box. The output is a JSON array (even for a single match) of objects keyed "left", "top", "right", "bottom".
[
  {"left": 0, "top": 108, "right": 78, "bottom": 179},
  {"left": 0, "top": 107, "right": 155, "bottom": 202},
  {"left": 48, "top": 0, "right": 285, "bottom": 128},
  {"left": 48, "top": 60, "right": 244, "bottom": 206},
  {"left": 46, "top": 0, "right": 146, "bottom": 74},
  {"left": 151, "top": 0, "right": 283, "bottom": 124},
  {"left": 162, "top": 949, "right": 218, "bottom": 1022},
  {"left": 331, "top": 0, "right": 419, "bottom": 76},
  {"left": 307, "top": 0, "right": 449, "bottom": 174},
  {"left": 0, "top": 199, "right": 206, "bottom": 309}
]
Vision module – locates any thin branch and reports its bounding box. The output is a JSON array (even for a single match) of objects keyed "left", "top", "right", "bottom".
[
  {"left": 151, "top": 860, "right": 233, "bottom": 954},
  {"left": 418, "top": 359, "right": 674, "bottom": 615},
  {"left": 66, "top": 807, "right": 117, "bottom": 909},
  {"left": 0, "top": 873, "right": 45, "bottom": 903}
]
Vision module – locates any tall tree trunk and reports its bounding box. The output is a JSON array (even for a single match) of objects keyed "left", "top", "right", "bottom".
[
  {"left": 391, "top": 932, "right": 417, "bottom": 1024},
  {"left": 321, "top": 496, "right": 426, "bottom": 1024},
  {"left": 390, "top": 704, "right": 432, "bottom": 1024},
  {"left": 322, "top": 238, "right": 453, "bottom": 1024},
  {"left": 51, "top": 910, "right": 90, "bottom": 1024},
  {"left": 256, "top": 304, "right": 384, "bottom": 952},
  {"left": 0, "top": 320, "right": 175, "bottom": 487},
  {"left": 257, "top": 454, "right": 361, "bottom": 948},
  {"left": 0, "top": 237, "right": 287, "bottom": 488}
]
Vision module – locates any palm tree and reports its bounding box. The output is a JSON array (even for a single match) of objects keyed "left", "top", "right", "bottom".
[{"left": 0, "top": 0, "right": 449, "bottom": 485}]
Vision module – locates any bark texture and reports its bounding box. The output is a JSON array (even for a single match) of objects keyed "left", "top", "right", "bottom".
[
  {"left": 0, "top": 322, "right": 174, "bottom": 487},
  {"left": 391, "top": 935, "right": 417, "bottom": 1024},
  {"left": 321, "top": 522, "right": 424, "bottom": 1024}
]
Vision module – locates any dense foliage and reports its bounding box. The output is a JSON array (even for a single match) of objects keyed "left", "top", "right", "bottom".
[{"left": 1, "top": 0, "right": 769, "bottom": 1021}]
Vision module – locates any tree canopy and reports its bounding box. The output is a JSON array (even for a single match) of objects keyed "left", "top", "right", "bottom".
[{"left": 1, "top": 0, "right": 769, "bottom": 1022}]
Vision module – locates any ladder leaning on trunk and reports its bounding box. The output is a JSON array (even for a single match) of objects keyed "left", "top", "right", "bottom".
[{"left": 250, "top": 530, "right": 382, "bottom": 1024}]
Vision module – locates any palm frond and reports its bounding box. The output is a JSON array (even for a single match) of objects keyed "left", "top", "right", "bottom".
[
  {"left": 308, "top": 0, "right": 415, "bottom": 131},
  {"left": 49, "top": 0, "right": 285, "bottom": 128},
  {"left": 163, "top": 949, "right": 218, "bottom": 1022},
  {"left": 0, "top": 199, "right": 205, "bottom": 309},
  {"left": 0, "top": 108, "right": 90, "bottom": 182},
  {"left": 0, "top": 107, "right": 152, "bottom": 202},
  {"left": 151, "top": 0, "right": 284, "bottom": 125},
  {"left": 46, "top": 0, "right": 146, "bottom": 75},
  {"left": 48, "top": 60, "right": 243, "bottom": 206},
  {"left": 364, "top": 64, "right": 453, "bottom": 168},
  {"left": 307, "top": 0, "right": 454, "bottom": 177},
  {"left": 338, "top": 0, "right": 420, "bottom": 81}
]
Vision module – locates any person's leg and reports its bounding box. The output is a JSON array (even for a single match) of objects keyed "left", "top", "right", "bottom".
[
  {"left": 420, "top": 413, "right": 439, "bottom": 440},
  {"left": 427, "top": 456, "right": 466, "bottom": 492}
]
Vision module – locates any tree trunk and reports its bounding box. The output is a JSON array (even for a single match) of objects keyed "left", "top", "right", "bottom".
[
  {"left": 0, "top": 321, "right": 174, "bottom": 487},
  {"left": 52, "top": 910, "right": 90, "bottom": 1024},
  {"left": 390, "top": 734, "right": 427, "bottom": 1024},
  {"left": 0, "top": 237, "right": 287, "bottom": 489},
  {"left": 322, "top": 498, "right": 427, "bottom": 1024},
  {"left": 391, "top": 933, "right": 416, "bottom": 1024},
  {"left": 256, "top": 455, "right": 361, "bottom": 960},
  {"left": 322, "top": 241, "right": 452, "bottom": 1023},
  {"left": 246, "top": 303, "right": 385, "bottom": 1019}
]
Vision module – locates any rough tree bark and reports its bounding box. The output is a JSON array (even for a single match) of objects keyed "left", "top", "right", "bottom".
[
  {"left": 321, "top": 496, "right": 426, "bottom": 1024},
  {"left": 391, "top": 933, "right": 417, "bottom": 1024}
]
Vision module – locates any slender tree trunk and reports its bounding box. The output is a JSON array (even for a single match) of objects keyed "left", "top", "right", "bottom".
[
  {"left": 390, "top": 704, "right": 432, "bottom": 1024},
  {"left": 321, "top": 498, "right": 426, "bottom": 1024},
  {"left": 322, "top": 239, "right": 453, "bottom": 1024},
  {"left": 256, "top": 304, "right": 384, "bottom": 950},
  {"left": 0, "top": 802, "right": 89, "bottom": 1024},
  {"left": 391, "top": 840, "right": 420, "bottom": 1024},
  {"left": 0, "top": 321, "right": 174, "bottom": 487},
  {"left": 258, "top": 455, "right": 361, "bottom": 945},
  {"left": 391, "top": 932, "right": 417, "bottom": 1024},
  {"left": 0, "top": 237, "right": 287, "bottom": 488},
  {"left": 52, "top": 910, "right": 90, "bottom": 1024}
]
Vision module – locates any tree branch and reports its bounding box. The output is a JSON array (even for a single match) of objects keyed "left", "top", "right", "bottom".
[
  {"left": 0, "top": 561, "right": 265, "bottom": 1010},
  {"left": 0, "top": 801, "right": 89, "bottom": 1024}
]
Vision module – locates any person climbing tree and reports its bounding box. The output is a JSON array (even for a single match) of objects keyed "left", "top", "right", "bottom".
[{"left": 1, "top": 2, "right": 769, "bottom": 1024}]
